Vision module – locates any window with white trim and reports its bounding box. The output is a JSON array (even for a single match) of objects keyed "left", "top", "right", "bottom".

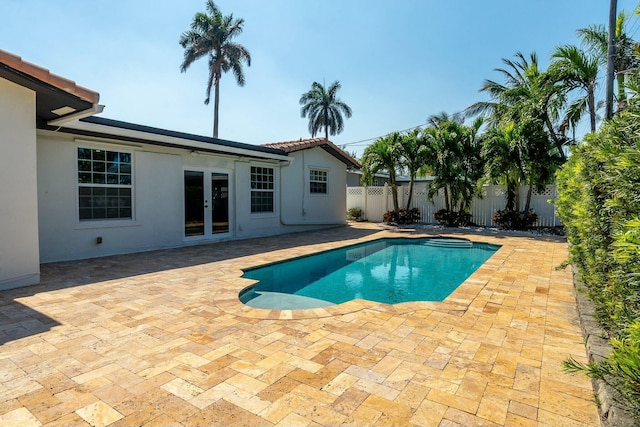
[
  {"left": 309, "top": 169, "right": 328, "bottom": 194},
  {"left": 250, "top": 166, "right": 274, "bottom": 213},
  {"left": 77, "top": 147, "right": 132, "bottom": 220}
]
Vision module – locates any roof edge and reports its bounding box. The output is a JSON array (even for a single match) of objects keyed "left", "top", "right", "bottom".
[{"left": 0, "top": 49, "right": 100, "bottom": 104}]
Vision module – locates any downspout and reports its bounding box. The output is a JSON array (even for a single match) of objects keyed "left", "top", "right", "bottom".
[{"left": 279, "top": 151, "right": 347, "bottom": 226}]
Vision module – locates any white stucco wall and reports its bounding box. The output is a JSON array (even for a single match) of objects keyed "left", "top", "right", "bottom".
[
  {"left": 37, "top": 133, "right": 187, "bottom": 262},
  {"left": 0, "top": 78, "right": 40, "bottom": 289},
  {"left": 36, "top": 133, "right": 294, "bottom": 262},
  {"left": 279, "top": 147, "right": 347, "bottom": 229},
  {"left": 35, "top": 130, "right": 347, "bottom": 263}
]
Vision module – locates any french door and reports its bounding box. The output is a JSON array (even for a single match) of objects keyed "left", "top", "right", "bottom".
[{"left": 184, "top": 170, "right": 230, "bottom": 239}]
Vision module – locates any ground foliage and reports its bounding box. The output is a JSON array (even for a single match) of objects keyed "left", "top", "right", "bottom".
[{"left": 555, "top": 101, "right": 640, "bottom": 418}]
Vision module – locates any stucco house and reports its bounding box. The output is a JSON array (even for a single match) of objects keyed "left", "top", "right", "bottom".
[{"left": 0, "top": 49, "right": 359, "bottom": 290}]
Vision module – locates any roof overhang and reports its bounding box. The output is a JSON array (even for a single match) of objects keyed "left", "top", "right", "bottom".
[
  {"left": 0, "top": 50, "right": 102, "bottom": 126},
  {"left": 41, "top": 116, "right": 290, "bottom": 161}
]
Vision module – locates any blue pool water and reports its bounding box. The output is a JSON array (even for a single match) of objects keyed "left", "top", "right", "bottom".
[{"left": 239, "top": 238, "right": 500, "bottom": 309}]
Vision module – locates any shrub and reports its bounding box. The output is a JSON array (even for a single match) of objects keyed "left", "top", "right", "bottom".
[
  {"left": 492, "top": 209, "right": 538, "bottom": 230},
  {"left": 346, "top": 207, "right": 364, "bottom": 221},
  {"left": 555, "top": 100, "right": 640, "bottom": 419},
  {"left": 383, "top": 207, "right": 420, "bottom": 224},
  {"left": 433, "top": 209, "right": 472, "bottom": 227}
]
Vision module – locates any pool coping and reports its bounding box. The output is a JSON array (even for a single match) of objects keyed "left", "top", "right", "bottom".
[{"left": 212, "top": 231, "right": 515, "bottom": 320}]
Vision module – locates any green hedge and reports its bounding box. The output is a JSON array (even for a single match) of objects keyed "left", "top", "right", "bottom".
[{"left": 555, "top": 102, "right": 640, "bottom": 417}]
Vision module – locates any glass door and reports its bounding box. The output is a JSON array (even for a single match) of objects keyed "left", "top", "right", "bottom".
[
  {"left": 211, "top": 173, "right": 229, "bottom": 234},
  {"left": 184, "top": 171, "right": 205, "bottom": 237},
  {"left": 184, "top": 170, "right": 231, "bottom": 239}
]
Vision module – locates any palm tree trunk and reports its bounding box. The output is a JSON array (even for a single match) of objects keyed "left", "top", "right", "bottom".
[
  {"left": 405, "top": 177, "right": 414, "bottom": 210},
  {"left": 390, "top": 172, "right": 400, "bottom": 216},
  {"left": 524, "top": 183, "right": 533, "bottom": 213},
  {"left": 213, "top": 76, "right": 220, "bottom": 138},
  {"left": 588, "top": 86, "right": 596, "bottom": 132},
  {"left": 544, "top": 116, "right": 567, "bottom": 161},
  {"left": 444, "top": 186, "right": 450, "bottom": 212}
]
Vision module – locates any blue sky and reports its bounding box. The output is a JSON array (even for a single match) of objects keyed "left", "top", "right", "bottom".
[{"left": 2, "top": 1, "right": 639, "bottom": 157}]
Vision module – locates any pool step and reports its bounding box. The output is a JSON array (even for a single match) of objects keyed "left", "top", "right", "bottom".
[{"left": 423, "top": 239, "right": 473, "bottom": 248}]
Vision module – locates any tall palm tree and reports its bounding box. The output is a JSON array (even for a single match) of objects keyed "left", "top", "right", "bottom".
[
  {"left": 550, "top": 45, "right": 600, "bottom": 132},
  {"left": 465, "top": 51, "right": 568, "bottom": 160},
  {"left": 299, "top": 81, "right": 352, "bottom": 139},
  {"left": 578, "top": 11, "right": 638, "bottom": 111},
  {"left": 179, "top": 0, "right": 251, "bottom": 138},
  {"left": 361, "top": 133, "right": 402, "bottom": 216}
]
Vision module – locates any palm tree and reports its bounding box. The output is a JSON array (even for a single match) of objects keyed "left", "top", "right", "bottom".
[
  {"left": 465, "top": 51, "right": 568, "bottom": 160},
  {"left": 397, "top": 128, "right": 429, "bottom": 210},
  {"left": 421, "top": 114, "right": 484, "bottom": 217},
  {"left": 299, "top": 81, "right": 352, "bottom": 139},
  {"left": 179, "top": 0, "right": 251, "bottom": 138},
  {"left": 361, "top": 133, "right": 402, "bottom": 217},
  {"left": 549, "top": 45, "right": 600, "bottom": 133},
  {"left": 578, "top": 11, "right": 638, "bottom": 111},
  {"left": 482, "top": 119, "right": 562, "bottom": 213}
]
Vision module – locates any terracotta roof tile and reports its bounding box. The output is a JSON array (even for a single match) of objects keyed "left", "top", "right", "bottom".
[
  {"left": 0, "top": 49, "right": 100, "bottom": 104},
  {"left": 262, "top": 137, "right": 361, "bottom": 168}
]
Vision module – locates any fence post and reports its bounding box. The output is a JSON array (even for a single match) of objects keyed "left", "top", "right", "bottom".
[{"left": 364, "top": 186, "right": 368, "bottom": 220}]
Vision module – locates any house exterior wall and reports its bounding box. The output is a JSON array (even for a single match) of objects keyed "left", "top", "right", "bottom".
[
  {"left": 37, "top": 132, "right": 331, "bottom": 263},
  {"left": 0, "top": 78, "right": 40, "bottom": 289},
  {"left": 37, "top": 133, "right": 185, "bottom": 262},
  {"left": 279, "top": 147, "right": 347, "bottom": 230}
]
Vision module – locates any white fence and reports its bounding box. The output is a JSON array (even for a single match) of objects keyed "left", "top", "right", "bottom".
[{"left": 346, "top": 183, "right": 561, "bottom": 227}]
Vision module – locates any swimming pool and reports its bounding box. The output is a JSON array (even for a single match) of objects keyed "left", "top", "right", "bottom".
[{"left": 239, "top": 238, "right": 500, "bottom": 309}]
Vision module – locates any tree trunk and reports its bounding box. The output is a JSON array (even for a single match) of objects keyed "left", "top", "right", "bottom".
[
  {"left": 405, "top": 177, "right": 414, "bottom": 210},
  {"left": 444, "top": 186, "right": 450, "bottom": 212},
  {"left": 544, "top": 116, "right": 567, "bottom": 161},
  {"left": 390, "top": 172, "right": 400, "bottom": 217},
  {"left": 213, "top": 76, "right": 220, "bottom": 138},
  {"left": 588, "top": 86, "right": 596, "bottom": 132},
  {"left": 524, "top": 183, "right": 533, "bottom": 213}
]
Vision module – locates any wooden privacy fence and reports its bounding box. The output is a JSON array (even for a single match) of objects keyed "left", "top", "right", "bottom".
[{"left": 346, "top": 182, "right": 561, "bottom": 227}]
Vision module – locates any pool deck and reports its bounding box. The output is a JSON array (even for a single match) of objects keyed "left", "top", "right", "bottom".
[{"left": 0, "top": 223, "right": 600, "bottom": 426}]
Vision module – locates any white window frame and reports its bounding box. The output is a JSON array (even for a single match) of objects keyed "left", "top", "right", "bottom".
[
  {"left": 309, "top": 167, "right": 329, "bottom": 195},
  {"left": 76, "top": 145, "right": 134, "bottom": 222},
  {"left": 250, "top": 165, "right": 275, "bottom": 214}
]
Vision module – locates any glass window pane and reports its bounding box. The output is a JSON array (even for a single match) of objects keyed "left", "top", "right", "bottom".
[
  {"left": 79, "top": 208, "right": 92, "bottom": 220},
  {"left": 107, "top": 162, "right": 119, "bottom": 173},
  {"left": 78, "top": 160, "right": 91, "bottom": 171},
  {"left": 120, "top": 163, "right": 131, "bottom": 174},
  {"left": 78, "top": 148, "right": 91, "bottom": 160},
  {"left": 78, "top": 172, "right": 92, "bottom": 183},
  {"left": 120, "top": 175, "right": 131, "bottom": 185},
  {"left": 106, "top": 151, "right": 119, "bottom": 162},
  {"left": 93, "top": 150, "right": 105, "bottom": 161},
  {"left": 93, "top": 173, "right": 106, "bottom": 184}
]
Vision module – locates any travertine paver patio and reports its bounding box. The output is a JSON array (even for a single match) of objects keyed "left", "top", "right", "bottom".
[{"left": 0, "top": 223, "right": 600, "bottom": 426}]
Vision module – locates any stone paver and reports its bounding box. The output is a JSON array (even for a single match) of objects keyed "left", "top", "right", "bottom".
[{"left": 0, "top": 223, "right": 600, "bottom": 426}]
